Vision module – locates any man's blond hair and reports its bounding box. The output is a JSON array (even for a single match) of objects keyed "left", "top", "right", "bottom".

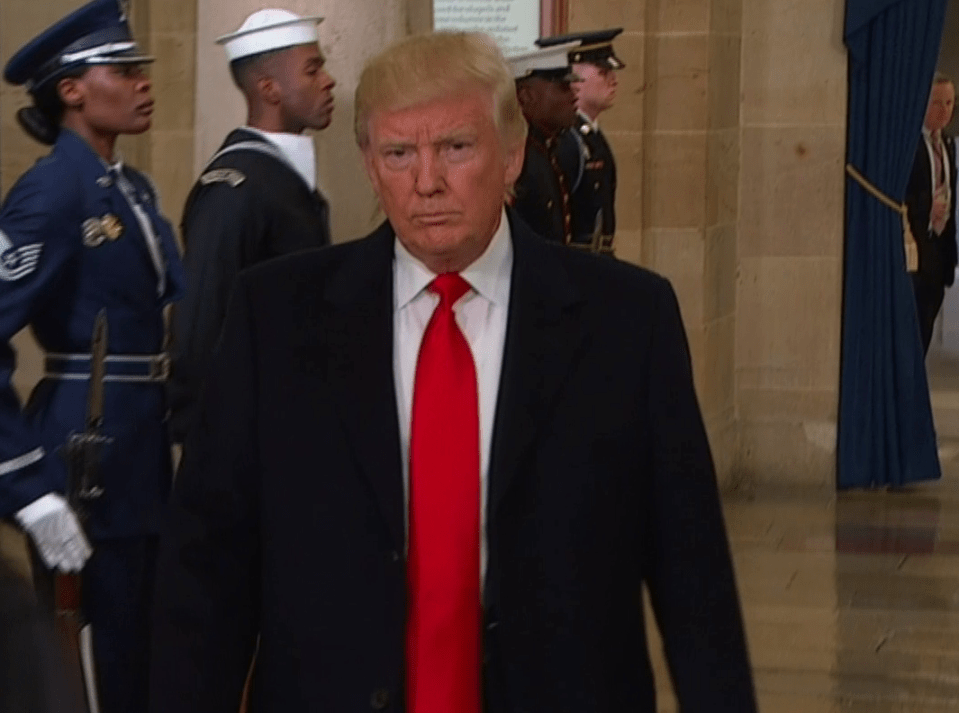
[{"left": 354, "top": 31, "right": 527, "bottom": 150}]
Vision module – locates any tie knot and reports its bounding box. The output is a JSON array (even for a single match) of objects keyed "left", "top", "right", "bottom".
[{"left": 429, "top": 273, "right": 471, "bottom": 307}]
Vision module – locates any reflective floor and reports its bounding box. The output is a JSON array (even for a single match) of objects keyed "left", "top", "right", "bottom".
[
  {"left": 649, "top": 465, "right": 959, "bottom": 712},
  {"left": 4, "top": 461, "right": 959, "bottom": 711}
]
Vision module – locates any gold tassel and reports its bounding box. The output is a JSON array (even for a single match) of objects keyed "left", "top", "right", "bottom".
[{"left": 845, "top": 163, "right": 917, "bottom": 273}]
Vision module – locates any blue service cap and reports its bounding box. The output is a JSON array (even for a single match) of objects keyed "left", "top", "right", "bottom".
[
  {"left": 3, "top": 0, "right": 154, "bottom": 92},
  {"left": 536, "top": 28, "right": 625, "bottom": 70}
]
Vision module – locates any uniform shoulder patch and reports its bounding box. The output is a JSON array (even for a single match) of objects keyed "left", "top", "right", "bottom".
[{"left": 199, "top": 168, "right": 246, "bottom": 188}]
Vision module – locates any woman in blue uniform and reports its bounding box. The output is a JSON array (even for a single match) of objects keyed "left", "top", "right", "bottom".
[{"left": 0, "top": 1, "right": 184, "bottom": 711}]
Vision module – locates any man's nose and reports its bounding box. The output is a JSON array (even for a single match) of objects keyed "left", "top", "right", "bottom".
[{"left": 415, "top": 152, "right": 445, "bottom": 195}]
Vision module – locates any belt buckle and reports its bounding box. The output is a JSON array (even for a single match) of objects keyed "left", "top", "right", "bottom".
[{"left": 150, "top": 353, "right": 171, "bottom": 381}]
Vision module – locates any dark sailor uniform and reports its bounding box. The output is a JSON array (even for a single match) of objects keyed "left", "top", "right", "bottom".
[
  {"left": 513, "top": 125, "right": 573, "bottom": 245},
  {"left": 168, "top": 128, "right": 332, "bottom": 443},
  {"left": 0, "top": 128, "right": 185, "bottom": 712}
]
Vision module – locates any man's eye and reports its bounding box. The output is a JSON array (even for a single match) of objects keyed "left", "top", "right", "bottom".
[{"left": 444, "top": 142, "right": 474, "bottom": 160}]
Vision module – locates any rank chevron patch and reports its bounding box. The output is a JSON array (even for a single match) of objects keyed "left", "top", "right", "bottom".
[{"left": 0, "top": 230, "right": 42, "bottom": 281}]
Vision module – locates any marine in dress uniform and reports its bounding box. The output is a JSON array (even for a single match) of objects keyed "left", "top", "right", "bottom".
[
  {"left": 539, "top": 29, "right": 624, "bottom": 256},
  {"left": 168, "top": 9, "right": 334, "bottom": 444},
  {"left": 0, "top": 1, "right": 185, "bottom": 711},
  {"left": 508, "top": 43, "right": 580, "bottom": 245}
]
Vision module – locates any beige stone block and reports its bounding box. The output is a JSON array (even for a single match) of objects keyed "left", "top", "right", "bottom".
[
  {"left": 599, "top": 33, "right": 644, "bottom": 134},
  {"left": 704, "top": 223, "right": 737, "bottom": 320},
  {"left": 116, "top": 133, "right": 152, "bottom": 174},
  {"left": 149, "top": 33, "right": 197, "bottom": 132},
  {"left": 641, "top": 228, "right": 705, "bottom": 329},
  {"left": 739, "top": 387, "right": 839, "bottom": 422},
  {"left": 568, "top": 0, "right": 645, "bottom": 33},
  {"left": 612, "top": 228, "right": 643, "bottom": 267},
  {"left": 738, "top": 421, "right": 837, "bottom": 487},
  {"left": 647, "top": 0, "right": 710, "bottom": 33},
  {"left": 708, "top": 35, "right": 740, "bottom": 130},
  {"left": 739, "top": 126, "right": 845, "bottom": 258},
  {"left": 736, "top": 257, "right": 842, "bottom": 391},
  {"left": 607, "top": 131, "right": 642, "bottom": 231},
  {"left": 644, "top": 34, "right": 709, "bottom": 133},
  {"left": 702, "top": 313, "right": 736, "bottom": 419},
  {"left": 11, "top": 329, "right": 42, "bottom": 402},
  {"left": 705, "top": 410, "right": 739, "bottom": 490},
  {"left": 741, "top": 0, "right": 847, "bottom": 125},
  {"left": 711, "top": 0, "right": 743, "bottom": 35},
  {"left": 148, "top": 130, "right": 196, "bottom": 231},
  {"left": 643, "top": 131, "right": 707, "bottom": 229},
  {"left": 150, "top": 0, "right": 198, "bottom": 34},
  {"left": 706, "top": 128, "right": 739, "bottom": 227}
]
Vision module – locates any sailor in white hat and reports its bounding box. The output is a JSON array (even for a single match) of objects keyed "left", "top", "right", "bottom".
[
  {"left": 507, "top": 42, "right": 582, "bottom": 246},
  {"left": 169, "top": 8, "right": 336, "bottom": 443}
]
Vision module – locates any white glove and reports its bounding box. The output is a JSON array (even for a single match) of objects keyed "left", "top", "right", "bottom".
[{"left": 15, "top": 493, "right": 93, "bottom": 573}]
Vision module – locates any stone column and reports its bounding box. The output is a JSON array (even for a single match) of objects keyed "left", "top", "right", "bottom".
[
  {"left": 736, "top": 0, "right": 846, "bottom": 486},
  {"left": 637, "top": 0, "right": 741, "bottom": 486}
]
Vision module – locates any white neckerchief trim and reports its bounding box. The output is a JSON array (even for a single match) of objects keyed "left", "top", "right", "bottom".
[{"left": 244, "top": 127, "right": 317, "bottom": 191}]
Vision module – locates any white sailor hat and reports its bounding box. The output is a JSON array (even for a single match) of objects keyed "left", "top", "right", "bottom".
[
  {"left": 507, "top": 41, "right": 581, "bottom": 82},
  {"left": 216, "top": 9, "right": 323, "bottom": 62}
]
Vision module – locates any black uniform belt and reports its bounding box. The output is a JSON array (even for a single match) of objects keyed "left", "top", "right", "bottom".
[
  {"left": 568, "top": 234, "right": 615, "bottom": 255},
  {"left": 44, "top": 352, "right": 170, "bottom": 383}
]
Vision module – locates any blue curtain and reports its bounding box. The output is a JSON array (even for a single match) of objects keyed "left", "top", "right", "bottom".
[{"left": 838, "top": 0, "right": 948, "bottom": 488}]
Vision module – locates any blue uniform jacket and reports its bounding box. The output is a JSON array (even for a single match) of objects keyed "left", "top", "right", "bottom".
[{"left": 0, "top": 129, "right": 185, "bottom": 539}]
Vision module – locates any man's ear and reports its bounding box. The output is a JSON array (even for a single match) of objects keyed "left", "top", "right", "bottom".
[
  {"left": 503, "top": 137, "right": 525, "bottom": 188},
  {"left": 256, "top": 75, "right": 281, "bottom": 105},
  {"left": 57, "top": 76, "right": 84, "bottom": 110}
]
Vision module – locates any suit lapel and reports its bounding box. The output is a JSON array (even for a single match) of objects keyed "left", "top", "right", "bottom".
[
  {"left": 487, "top": 212, "right": 587, "bottom": 520},
  {"left": 322, "top": 224, "right": 405, "bottom": 550}
]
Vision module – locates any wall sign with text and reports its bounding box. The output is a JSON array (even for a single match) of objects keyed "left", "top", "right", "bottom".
[{"left": 433, "top": 0, "right": 565, "bottom": 56}]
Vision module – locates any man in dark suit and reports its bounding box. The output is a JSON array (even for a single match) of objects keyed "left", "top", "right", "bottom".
[
  {"left": 149, "top": 31, "right": 756, "bottom": 713},
  {"left": 906, "top": 72, "right": 958, "bottom": 353}
]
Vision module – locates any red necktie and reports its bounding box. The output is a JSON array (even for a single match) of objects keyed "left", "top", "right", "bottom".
[{"left": 407, "top": 273, "right": 481, "bottom": 713}]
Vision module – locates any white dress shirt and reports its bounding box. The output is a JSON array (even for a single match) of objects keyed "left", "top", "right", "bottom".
[
  {"left": 393, "top": 209, "right": 513, "bottom": 583},
  {"left": 922, "top": 126, "right": 952, "bottom": 234},
  {"left": 244, "top": 126, "right": 317, "bottom": 191}
]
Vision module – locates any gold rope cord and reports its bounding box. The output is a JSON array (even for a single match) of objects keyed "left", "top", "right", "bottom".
[{"left": 845, "top": 163, "right": 918, "bottom": 272}]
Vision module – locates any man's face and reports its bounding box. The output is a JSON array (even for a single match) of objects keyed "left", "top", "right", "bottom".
[
  {"left": 572, "top": 62, "right": 617, "bottom": 117},
  {"left": 925, "top": 82, "right": 955, "bottom": 132},
  {"left": 362, "top": 89, "right": 524, "bottom": 273},
  {"left": 519, "top": 76, "right": 578, "bottom": 134},
  {"left": 273, "top": 43, "right": 335, "bottom": 133}
]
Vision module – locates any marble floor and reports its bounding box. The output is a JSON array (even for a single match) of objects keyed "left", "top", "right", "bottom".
[
  {"left": 648, "top": 470, "right": 959, "bottom": 712},
  {"left": 4, "top": 460, "right": 959, "bottom": 711}
]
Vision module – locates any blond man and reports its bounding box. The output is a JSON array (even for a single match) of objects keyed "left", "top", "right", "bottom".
[{"left": 150, "top": 32, "right": 755, "bottom": 713}]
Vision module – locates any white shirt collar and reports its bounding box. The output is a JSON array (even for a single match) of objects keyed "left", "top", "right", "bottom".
[
  {"left": 579, "top": 111, "right": 600, "bottom": 132},
  {"left": 394, "top": 207, "right": 513, "bottom": 310},
  {"left": 244, "top": 126, "right": 317, "bottom": 191}
]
